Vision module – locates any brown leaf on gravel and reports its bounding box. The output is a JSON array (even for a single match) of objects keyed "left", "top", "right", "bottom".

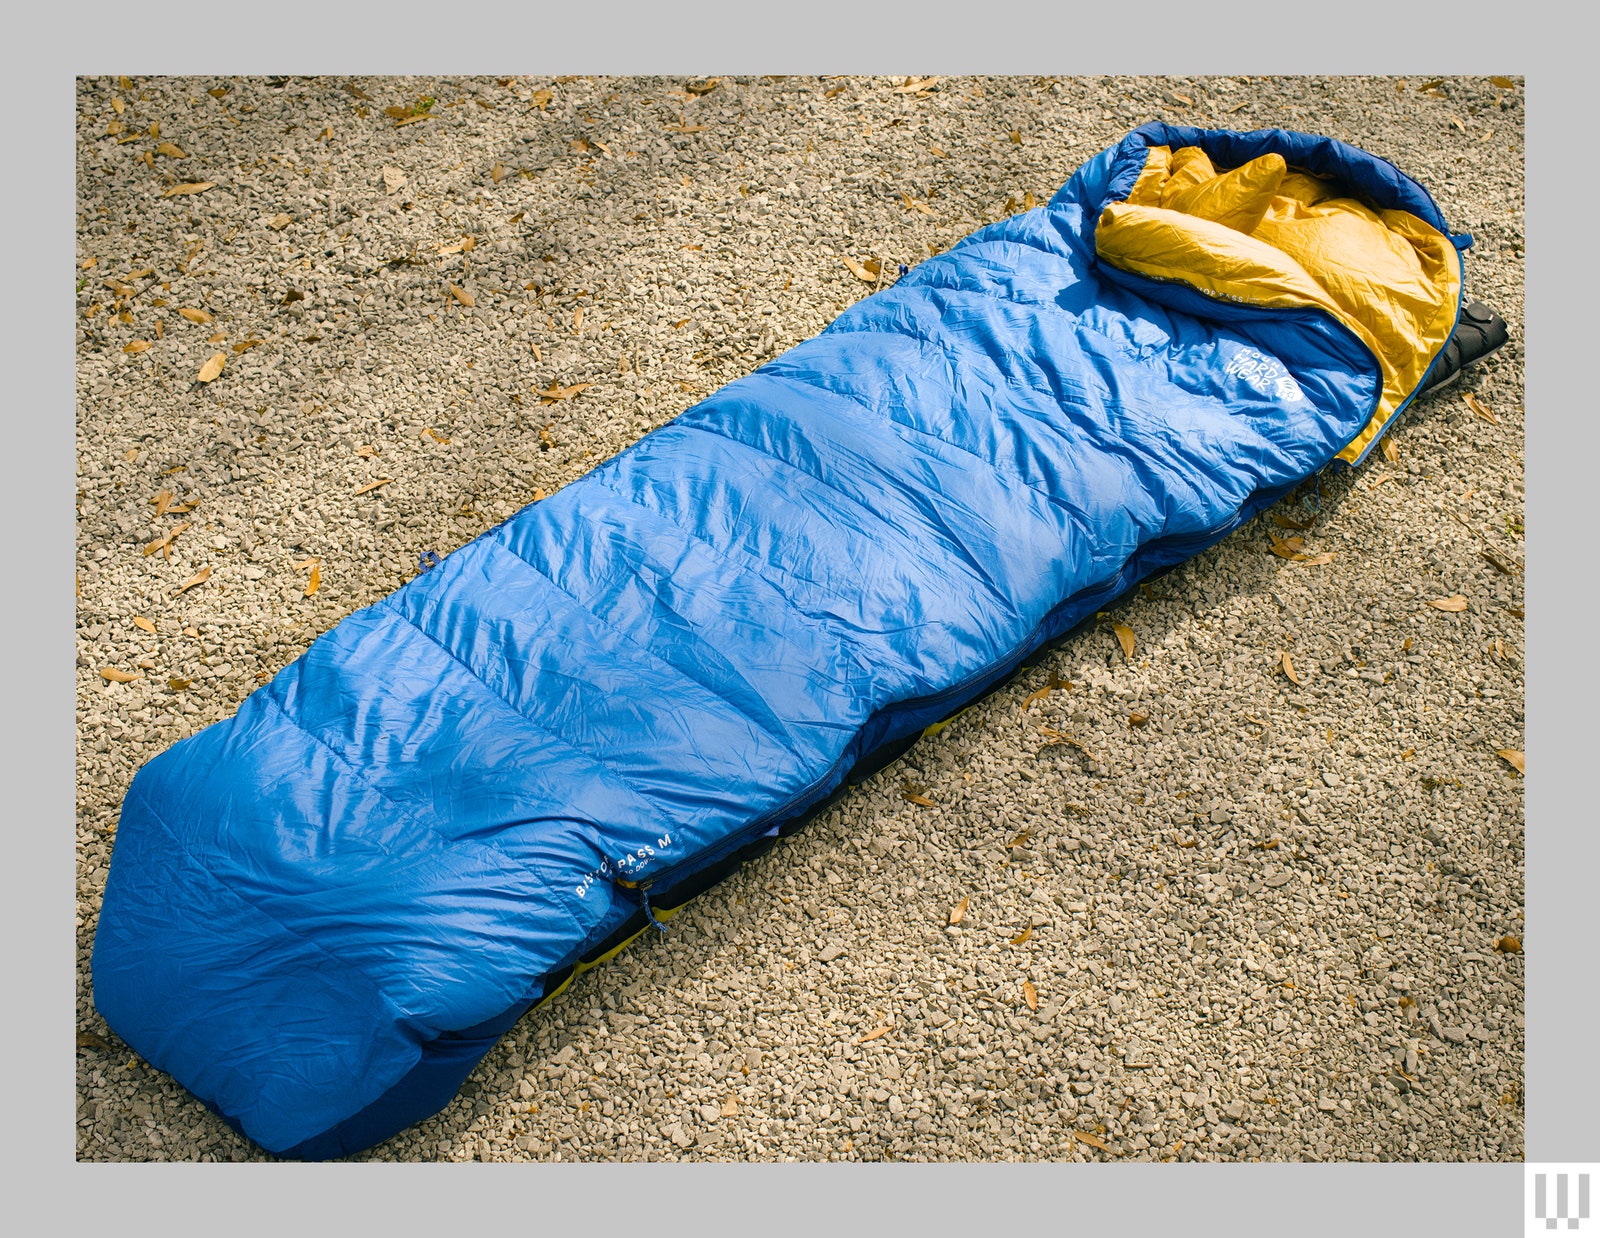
[
  {"left": 685, "top": 78, "right": 722, "bottom": 95},
  {"left": 163, "top": 181, "right": 216, "bottom": 198},
  {"left": 394, "top": 114, "right": 433, "bottom": 128},
  {"left": 1268, "top": 530, "right": 1334, "bottom": 564},
  {"left": 448, "top": 284, "right": 475, "bottom": 308},
  {"left": 77, "top": 1030, "right": 112, "bottom": 1051},
  {"left": 142, "top": 521, "right": 191, "bottom": 557},
  {"left": 530, "top": 88, "right": 553, "bottom": 111},
  {"left": 1022, "top": 979, "right": 1038, "bottom": 1011},
  {"left": 196, "top": 353, "right": 225, "bottom": 383},
  {"left": 155, "top": 141, "right": 186, "bottom": 159},
  {"left": 893, "top": 76, "right": 942, "bottom": 94},
  {"left": 1281, "top": 650, "right": 1301, "bottom": 685},
  {"left": 1073, "top": 1130, "right": 1113, "bottom": 1153},
  {"left": 842, "top": 255, "right": 881, "bottom": 283},
  {"left": 490, "top": 161, "right": 506, "bottom": 184},
  {"left": 174, "top": 565, "right": 212, "bottom": 595},
  {"left": 1112, "top": 622, "right": 1135, "bottom": 661},
  {"left": 1037, "top": 726, "right": 1098, "bottom": 763},
  {"left": 900, "top": 780, "right": 936, "bottom": 807},
  {"left": 353, "top": 478, "right": 392, "bottom": 496},
  {"left": 665, "top": 116, "right": 707, "bottom": 133},
  {"left": 123, "top": 340, "right": 152, "bottom": 354},
  {"left": 930, "top": 145, "right": 947, "bottom": 158},
  {"left": 133, "top": 616, "right": 156, "bottom": 634},
  {"left": 232, "top": 339, "right": 263, "bottom": 354},
  {"left": 178, "top": 307, "right": 212, "bottom": 324},
  {"left": 1381, "top": 437, "right": 1400, "bottom": 464},
  {"left": 949, "top": 896, "right": 969, "bottom": 926},
  {"left": 1494, "top": 934, "right": 1522, "bottom": 953},
  {"left": 1273, "top": 509, "right": 1316, "bottom": 531},
  {"left": 304, "top": 563, "right": 321, "bottom": 597},
  {"left": 99, "top": 667, "right": 142, "bottom": 683},
  {"left": 1463, "top": 392, "right": 1499, "bottom": 424},
  {"left": 1491, "top": 76, "right": 1517, "bottom": 90},
  {"left": 1011, "top": 926, "right": 1033, "bottom": 946},
  {"left": 266, "top": 212, "right": 292, "bottom": 231},
  {"left": 1010, "top": 128, "right": 1022, "bottom": 144},
  {"left": 856, "top": 1025, "right": 893, "bottom": 1044},
  {"left": 1428, "top": 595, "right": 1469, "bottom": 612},
  {"left": 538, "top": 381, "right": 591, "bottom": 404},
  {"left": 1128, "top": 711, "right": 1149, "bottom": 728},
  {"left": 168, "top": 676, "right": 191, "bottom": 691},
  {"left": 1022, "top": 669, "right": 1071, "bottom": 711},
  {"left": 1495, "top": 749, "right": 1524, "bottom": 775}
]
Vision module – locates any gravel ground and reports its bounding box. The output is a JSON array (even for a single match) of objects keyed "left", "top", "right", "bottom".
[{"left": 74, "top": 74, "right": 1525, "bottom": 1163}]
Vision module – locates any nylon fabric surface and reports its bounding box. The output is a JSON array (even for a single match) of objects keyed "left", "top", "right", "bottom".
[{"left": 92, "top": 123, "right": 1464, "bottom": 1158}]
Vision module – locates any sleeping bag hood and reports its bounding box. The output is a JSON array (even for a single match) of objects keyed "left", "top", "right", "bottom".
[{"left": 91, "top": 122, "right": 1467, "bottom": 1159}]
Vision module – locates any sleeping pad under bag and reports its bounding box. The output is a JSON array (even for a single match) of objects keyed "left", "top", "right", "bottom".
[{"left": 92, "top": 123, "right": 1470, "bottom": 1158}]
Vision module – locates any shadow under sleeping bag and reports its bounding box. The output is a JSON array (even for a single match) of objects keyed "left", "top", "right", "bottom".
[{"left": 92, "top": 122, "right": 1471, "bottom": 1159}]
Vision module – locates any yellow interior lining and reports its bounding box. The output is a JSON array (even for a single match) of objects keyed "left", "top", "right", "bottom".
[{"left": 1100, "top": 145, "right": 1461, "bottom": 463}]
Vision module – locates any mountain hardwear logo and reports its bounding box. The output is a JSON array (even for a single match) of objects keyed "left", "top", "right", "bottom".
[{"left": 1529, "top": 1166, "right": 1595, "bottom": 1234}]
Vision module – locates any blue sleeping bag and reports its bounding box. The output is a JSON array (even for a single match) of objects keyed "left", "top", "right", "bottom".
[{"left": 92, "top": 123, "right": 1468, "bottom": 1158}]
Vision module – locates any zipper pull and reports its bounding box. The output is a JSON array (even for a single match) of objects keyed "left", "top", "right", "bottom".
[{"left": 615, "top": 876, "right": 668, "bottom": 936}]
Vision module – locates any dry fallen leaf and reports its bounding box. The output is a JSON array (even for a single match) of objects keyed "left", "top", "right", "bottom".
[
  {"left": 1281, "top": 650, "right": 1301, "bottom": 685},
  {"left": 1074, "top": 1130, "right": 1113, "bottom": 1153},
  {"left": 305, "top": 563, "right": 321, "bottom": 597},
  {"left": 1381, "top": 437, "right": 1400, "bottom": 464},
  {"left": 530, "top": 88, "right": 553, "bottom": 111},
  {"left": 382, "top": 166, "right": 407, "bottom": 195},
  {"left": 949, "top": 896, "right": 969, "bottom": 926},
  {"left": 142, "top": 521, "right": 191, "bottom": 557},
  {"left": 1494, "top": 934, "right": 1522, "bottom": 953},
  {"left": 354, "top": 478, "right": 392, "bottom": 496},
  {"left": 1463, "top": 392, "right": 1499, "bottom": 425},
  {"left": 99, "top": 667, "right": 142, "bottom": 683},
  {"left": 168, "top": 676, "right": 191, "bottom": 691},
  {"left": 1112, "top": 622, "right": 1135, "bottom": 661},
  {"left": 1022, "top": 669, "right": 1071, "bottom": 710},
  {"left": 123, "top": 340, "right": 152, "bottom": 354},
  {"left": 1128, "top": 711, "right": 1149, "bottom": 728},
  {"left": 538, "top": 381, "right": 591, "bottom": 403},
  {"left": 163, "top": 181, "right": 216, "bottom": 198},
  {"left": 196, "top": 353, "right": 225, "bottom": 383},
  {"left": 232, "top": 338, "right": 263, "bottom": 354},
  {"left": 856, "top": 1025, "right": 893, "bottom": 1044},
  {"left": 1428, "top": 595, "right": 1469, "bottom": 612},
  {"left": 133, "top": 616, "right": 156, "bottom": 634},
  {"left": 174, "top": 565, "right": 212, "bottom": 595},
  {"left": 1273, "top": 509, "right": 1316, "bottom": 531},
  {"left": 154, "top": 141, "right": 187, "bottom": 160},
  {"left": 448, "top": 284, "right": 475, "bottom": 308},
  {"left": 1495, "top": 749, "right": 1524, "bottom": 775},
  {"left": 1010, "top": 128, "right": 1022, "bottom": 144},
  {"left": 1491, "top": 76, "right": 1517, "bottom": 90},
  {"left": 77, "top": 1029, "right": 111, "bottom": 1051},
  {"left": 842, "top": 255, "right": 880, "bottom": 283},
  {"left": 266, "top": 212, "right": 292, "bottom": 231},
  {"left": 1010, "top": 926, "right": 1033, "bottom": 946},
  {"left": 178, "top": 307, "right": 212, "bottom": 324},
  {"left": 1022, "top": 979, "right": 1038, "bottom": 1011}
]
